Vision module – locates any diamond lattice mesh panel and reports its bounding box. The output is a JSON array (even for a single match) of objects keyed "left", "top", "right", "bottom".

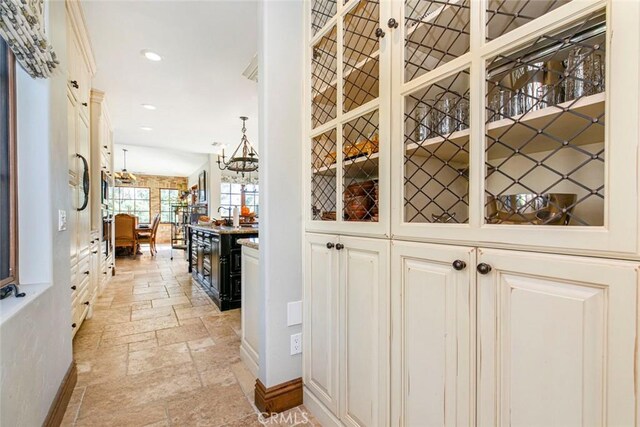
[
  {"left": 404, "top": 70, "right": 470, "bottom": 223},
  {"left": 485, "top": 12, "right": 605, "bottom": 226},
  {"left": 342, "top": 110, "right": 379, "bottom": 222},
  {"left": 343, "top": 0, "right": 380, "bottom": 113},
  {"left": 405, "top": 0, "right": 470, "bottom": 83},
  {"left": 312, "top": 0, "right": 337, "bottom": 35},
  {"left": 312, "top": 26, "right": 338, "bottom": 129},
  {"left": 486, "top": 0, "right": 573, "bottom": 41},
  {"left": 312, "top": 129, "right": 338, "bottom": 221}
]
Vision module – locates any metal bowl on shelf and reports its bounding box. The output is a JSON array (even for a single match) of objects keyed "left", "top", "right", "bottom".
[{"left": 486, "top": 193, "right": 577, "bottom": 225}]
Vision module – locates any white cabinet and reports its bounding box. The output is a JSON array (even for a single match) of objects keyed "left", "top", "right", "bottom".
[
  {"left": 476, "top": 248, "right": 638, "bottom": 427},
  {"left": 304, "top": 233, "right": 389, "bottom": 426},
  {"left": 240, "top": 244, "right": 260, "bottom": 377},
  {"left": 390, "top": 241, "right": 475, "bottom": 427}
]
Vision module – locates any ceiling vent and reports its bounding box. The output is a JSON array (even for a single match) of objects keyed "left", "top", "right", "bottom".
[{"left": 242, "top": 54, "right": 258, "bottom": 83}]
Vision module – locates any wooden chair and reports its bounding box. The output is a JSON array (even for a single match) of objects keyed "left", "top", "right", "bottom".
[
  {"left": 137, "top": 214, "right": 161, "bottom": 256},
  {"left": 115, "top": 213, "right": 137, "bottom": 257}
]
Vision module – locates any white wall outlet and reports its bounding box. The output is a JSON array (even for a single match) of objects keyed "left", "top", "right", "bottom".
[
  {"left": 58, "top": 209, "right": 67, "bottom": 231},
  {"left": 287, "top": 301, "right": 302, "bottom": 326},
  {"left": 290, "top": 333, "right": 302, "bottom": 355}
]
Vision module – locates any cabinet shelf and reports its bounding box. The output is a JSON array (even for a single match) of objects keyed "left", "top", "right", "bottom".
[
  {"left": 314, "top": 152, "right": 380, "bottom": 178},
  {"left": 405, "top": 92, "right": 604, "bottom": 163}
]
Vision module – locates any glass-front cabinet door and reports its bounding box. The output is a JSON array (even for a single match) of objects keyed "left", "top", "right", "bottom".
[
  {"left": 307, "top": 0, "right": 391, "bottom": 237},
  {"left": 392, "top": 0, "right": 640, "bottom": 255}
]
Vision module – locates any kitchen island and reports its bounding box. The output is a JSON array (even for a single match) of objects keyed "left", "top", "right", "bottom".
[{"left": 188, "top": 224, "right": 258, "bottom": 311}]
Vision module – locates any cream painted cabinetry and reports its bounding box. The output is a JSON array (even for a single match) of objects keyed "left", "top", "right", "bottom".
[
  {"left": 304, "top": 233, "right": 389, "bottom": 427},
  {"left": 304, "top": 0, "right": 640, "bottom": 425},
  {"left": 67, "top": 0, "right": 96, "bottom": 336}
]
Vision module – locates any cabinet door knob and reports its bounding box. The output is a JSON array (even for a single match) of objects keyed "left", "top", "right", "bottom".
[
  {"left": 71, "top": 285, "right": 77, "bottom": 290},
  {"left": 335, "top": 243, "right": 344, "bottom": 250},
  {"left": 72, "top": 323, "right": 77, "bottom": 328},
  {"left": 92, "top": 250, "right": 98, "bottom": 254},
  {"left": 84, "top": 301, "right": 90, "bottom": 305},
  {"left": 375, "top": 28, "right": 385, "bottom": 38},
  {"left": 387, "top": 18, "right": 398, "bottom": 29},
  {"left": 476, "top": 263, "right": 492, "bottom": 275},
  {"left": 84, "top": 271, "right": 90, "bottom": 275},
  {"left": 326, "top": 242, "right": 335, "bottom": 249},
  {"left": 70, "top": 80, "right": 79, "bottom": 89},
  {"left": 82, "top": 102, "right": 88, "bottom": 107},
  {"left": 452, "top": 259, "right": 466, "bottom": 271}
]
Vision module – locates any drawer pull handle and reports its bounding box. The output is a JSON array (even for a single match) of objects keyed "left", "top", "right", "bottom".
[
  {"left": 477, "top": 263, "right": 492, "bottom": 275},
  {"left": 452, "top": 260, "right": 466, "bottom": 271}
]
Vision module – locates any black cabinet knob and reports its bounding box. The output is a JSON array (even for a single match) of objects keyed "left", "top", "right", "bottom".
[
  {"left": 70, "top": 80, "right": 79, "bottom": 89},
  {"left": 326, "top": 242, "right": 335, "bottom": 249},
  {"left": 477, "top": 263, "right": 492, "bottom": 275},
  {"left": 335, "top": 243, "right": 344, "bottom": 250},
  {"left": 72, "top": 323, "right": 77, "bottom": 328},
  {"left": 92, "top": 250, "right": 98, "bottom": 254},
  {"left": 82, "top": 102, "right": 88, "bottom": 107},
  {"left": 84, "top": 301, "right": 90, "bottom": 305},
  {"left": 71, "top": 285, "right": 77, "bottom": 290},
  {"left": 387, "top": 18, "right": 398, "bottom": 29},
  {"left": 84, "top": 271, "right": 90, "bottom": 275},
  {"left": 103, "top": 145, "right": 108, "bottom": 149},
  {"left": 452, "top": 259, "right": 466, "bottom": 271},
  {"left": 375, "top": 28, "right": 385, "bottom": 38}
]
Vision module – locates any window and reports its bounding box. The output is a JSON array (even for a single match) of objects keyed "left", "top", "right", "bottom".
[
  {"left": 160, "top": 189, "right": 180, "bottom": 223},
  {"left": 0, "top": 39, "right": 16, "bottom": 288},
  {"left": 220, "top": 183, "right": 259, "bottom": 216},
  {"left": 113, "top": 187, "right": 151, "bottom": 223}
]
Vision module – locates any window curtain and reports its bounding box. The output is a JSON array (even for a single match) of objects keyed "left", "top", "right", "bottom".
[
  {"left": 221, "top": 174, "right": 259, "bottom": 185},
  {"left": 0, "top": 0, "right": 58, "bottom": 78}
]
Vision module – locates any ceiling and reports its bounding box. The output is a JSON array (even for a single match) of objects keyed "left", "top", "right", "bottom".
[{"left": 82, "top": 0, "right": 259, "bottom": 176}]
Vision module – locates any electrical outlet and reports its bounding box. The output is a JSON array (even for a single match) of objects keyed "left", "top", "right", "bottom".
[
  {"left": 290, "top": 333, "right": 302, "bottom": 355},
  {"left": 58, "top": 210, "right": 67, "bottom": 231}
]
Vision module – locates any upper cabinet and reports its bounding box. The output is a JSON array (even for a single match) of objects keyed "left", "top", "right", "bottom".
[
  {"left": 305, "top": 0, "right": 640, "bottom": 256},
  {"left": 307, "top": 0, "right": 391, "bottom": 237}
]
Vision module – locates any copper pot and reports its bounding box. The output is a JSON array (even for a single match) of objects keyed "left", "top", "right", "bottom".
[{"left": 345, "top": 195, "right": 371, "bottom": 221}]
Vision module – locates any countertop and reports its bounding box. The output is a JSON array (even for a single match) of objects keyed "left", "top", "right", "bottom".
[
  {"left": 189, "top": 224, "right": 259, "bottom": 235},
  {"left": 237, "top": 238, "right": 259, "bottom": 250}
]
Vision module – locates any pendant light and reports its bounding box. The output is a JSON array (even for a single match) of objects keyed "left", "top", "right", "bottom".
[
  {"left": 115, "top": 148, "right": 137, "bottom": 184},
  {"left": 216, "top": 116, "right": 259, "bottom": 177}
]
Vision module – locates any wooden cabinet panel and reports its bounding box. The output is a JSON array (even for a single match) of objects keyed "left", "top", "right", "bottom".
[
  {"left": 339, "top": 236, "right": 389, "bottom": 427},
  {"left": 391, "top": 241, "right": 474, "bottom": 427},
  {"left": 477, "top": 249, "right": 638, "bottom": 426},
  {"left": 304, "top": 233, "right": 340, "bottom": 415}
]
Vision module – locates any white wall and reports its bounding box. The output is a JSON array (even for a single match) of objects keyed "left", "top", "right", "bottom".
[
  {"left": 0, "top": 1, "right": 73, "bottom": 425},
  {"left": 257, "top": 0, "right": 304, "bottom": 387}
]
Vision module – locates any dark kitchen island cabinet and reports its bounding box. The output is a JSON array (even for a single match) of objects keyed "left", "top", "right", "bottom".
[{"left": 188, "top": 225, "right": 258, "bottom": 311}]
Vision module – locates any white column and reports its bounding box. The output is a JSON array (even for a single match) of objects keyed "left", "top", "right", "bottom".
[
  {"left": 208, "top": 154, "right": 222, "bottom": 218},
  {"left": 257, "top": 0, "right": 304, "bottom": 387}
]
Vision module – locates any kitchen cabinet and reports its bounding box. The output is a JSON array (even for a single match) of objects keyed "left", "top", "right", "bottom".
[
  {"left": 391, "top": 241, "right": 639, "bottom": 427},
  {"left": 240, "top": 242, "right": 260, "bottom": 377},
  {"left": 305, "top": 0, "right": 640, "bottom": 257},
  {"left": 67, "top": 0, "right": 96, "bottom": 334},
  {"left": 188, "top": 226, "right": 258, "bottom": 311},
  {"left": 390, "top": 241, "right": 475, "bottom": 427},
  {"left": 304, "top": 233, "right": 389, "bottom": 427},
  {"left": 303, "top": 1, "right": 640, "bottom": 425}
]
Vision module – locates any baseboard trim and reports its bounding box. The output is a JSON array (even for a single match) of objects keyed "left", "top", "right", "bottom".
[
  {"left": 44, "top": 361, "right": 77, "bottom": 427},
  {"left": 303, "top": 386, "right": 342, "bottom": 427},
  {"left": 255, "top": 377, "right": 303, "bottom": 414},
  {"left": 239, "top": 345, "right": 259, "bottom": 378}
]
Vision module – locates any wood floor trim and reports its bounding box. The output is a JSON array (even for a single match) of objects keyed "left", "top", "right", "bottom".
[
  {"left": 254, "top": 377, "right": 303, "bottom": 415},
  {"left": 44, "top": 361, "right": 77, "bottom": 427}
]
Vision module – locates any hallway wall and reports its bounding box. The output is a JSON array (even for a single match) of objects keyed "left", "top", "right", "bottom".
[{"left": 0, "top": 1, "right": 73, "bottom": 425}]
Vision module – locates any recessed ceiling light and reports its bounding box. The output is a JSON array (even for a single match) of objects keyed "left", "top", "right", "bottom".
[
  {"left": 141, "top": 104, "right": 156, "bottom": 110},
  {"left": 141, "top": 50, "right": 162, "bottom": 62},
  {"left": 140, "top": 126, "right": 153, "bottom": 131}
]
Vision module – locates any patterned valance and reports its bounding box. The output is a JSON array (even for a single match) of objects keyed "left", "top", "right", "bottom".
[
  {"left": 0, "top": 0, "right": 58, "bottom": 78},
  {"left": 221, "top": 174, "right": 259, "bottom": 185}
]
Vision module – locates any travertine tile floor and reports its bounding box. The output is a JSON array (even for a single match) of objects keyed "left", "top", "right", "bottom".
[{"left": 62, "top": 245, "right": 319, "bottom": 427}]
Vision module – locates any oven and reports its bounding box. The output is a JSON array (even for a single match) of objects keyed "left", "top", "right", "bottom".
[{"left": 102, "top": 210, "right": 113, "bottom": 258}]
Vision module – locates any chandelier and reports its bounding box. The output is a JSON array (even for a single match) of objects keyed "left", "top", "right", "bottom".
[
  {"left": 217, "top": 116, "right": 258, "bottom": 177},
  {"left": 114, "top": 148, "right": 137, "bottom": 184}
]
